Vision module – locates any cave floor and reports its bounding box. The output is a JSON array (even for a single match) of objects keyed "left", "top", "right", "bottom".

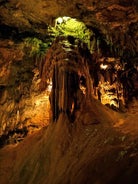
[{"left": 0, "top": 100, "right": 138, "bottom": 184}]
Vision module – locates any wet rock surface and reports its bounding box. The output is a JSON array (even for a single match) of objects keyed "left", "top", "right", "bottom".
[{"left": 0, "top": 40, "right": 50, "bottom": 147}]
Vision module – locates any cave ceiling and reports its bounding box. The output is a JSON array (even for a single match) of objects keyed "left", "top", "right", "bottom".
[{"left": 0, "top": 0, "right": 137, "bottom": 47}]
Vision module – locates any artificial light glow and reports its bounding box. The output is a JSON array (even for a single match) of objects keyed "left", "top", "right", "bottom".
[
  {"left": 101, "top": 93, "right": 119, "bottom": 108},
  {"left": 55, "top": 16, "right": 70, "bottom": 26},
  {"left": 80, "top": 85, "right": 86, "bottom": 94},
  {"left": 98, "top": 81, "right": 124, "bottom": 108},
  {"left": 100, "top": 63, "right": 108, "bottom": 70},
  {"left": 62, "top": 16, "right": 70, "bottom": 21},
  {"left": 35, "top": 94, "right": 49, "bottom": 106},
  {"left": 56, "top": 17, "right": 63, "bottom": 24},
  {"left": 107, "top": 57, "right": 115, "bottom": 62},
  {"left": 47, "top": 81, "right": 52, "bottom": 92}
]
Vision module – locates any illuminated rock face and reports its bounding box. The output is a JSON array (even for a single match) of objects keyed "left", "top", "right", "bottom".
[
  {"left": 0, "top": 40, "right": 50, "bottom": 147},
  {"left": 92, "top": 57, "right": 137, "bottom": 110},
  {"left": 92, "top": 58, "right": 125, "bottom": 109},
  {"left": 39, "top": 35, "right": 137, "bottom": 120}
]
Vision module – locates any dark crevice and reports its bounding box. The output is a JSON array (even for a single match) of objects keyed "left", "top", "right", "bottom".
[
  {"left": 0, "top": 127, "right": 28, "bottom": 148},
  {"left": 0, "top": 0, "right": 9, "bottom": 6},
  {"left": 0, "top": 24, "right": 48, "bottom": 42}
]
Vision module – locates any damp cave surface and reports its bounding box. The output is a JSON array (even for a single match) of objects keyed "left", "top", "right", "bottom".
[{"left": 0, "top": 0, "right": 138, "bottom": 184}]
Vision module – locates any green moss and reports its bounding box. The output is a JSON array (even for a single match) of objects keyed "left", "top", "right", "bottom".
[
  {"left": 22, "top": 37, "right": 51, "bottom": 59},
  {"left": 48, "top": 17, "right": 93, "bottom": 51}
]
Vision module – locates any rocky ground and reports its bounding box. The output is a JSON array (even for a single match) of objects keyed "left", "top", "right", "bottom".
[{"left": 0, "top": 98, "right": 138, "bottom": 184}]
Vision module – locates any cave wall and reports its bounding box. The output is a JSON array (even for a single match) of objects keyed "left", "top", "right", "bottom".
[
  {"left": 0, "top": 0, "right": 137, "bottom": 145},
  {"left": 0, "top": 40, "right": 50, "bottom": 146}
]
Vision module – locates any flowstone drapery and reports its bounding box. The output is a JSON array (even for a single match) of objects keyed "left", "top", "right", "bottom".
[
  {"left": 39, "top": 35, "right": 137, "bottom": 122},
  {"left": 40, "top": 36, "right": 93, "bottom": 122}
]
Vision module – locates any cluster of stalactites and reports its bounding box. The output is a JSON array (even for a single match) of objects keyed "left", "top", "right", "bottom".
[
  {"left": 92, "top": 58, "right": 124, "bottom": 108},
  {"left": 39, "top": 36, "right": 93, "bottom": 122},
  {"left": 50, "top": 64, "right": 80, "bottom": 121}
]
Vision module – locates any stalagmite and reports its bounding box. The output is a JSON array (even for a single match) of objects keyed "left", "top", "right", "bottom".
[{"left": 39, "top": 36, "right": 93, "bottom": 122}]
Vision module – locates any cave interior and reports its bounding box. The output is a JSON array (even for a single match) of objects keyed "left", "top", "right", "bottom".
[{"left": 0, "top": 1, "right": 138, "bottom": 184}]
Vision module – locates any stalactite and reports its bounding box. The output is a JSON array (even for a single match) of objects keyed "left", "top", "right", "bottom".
[
  {"left": 54, "top": 64, "right": 59, "bottom": 121},
  {"left": 16, "top": 110, "right": 20, "bottom": 124},
  {"left": 39, "top": 36, "right": 90, "bottom": 121}
]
